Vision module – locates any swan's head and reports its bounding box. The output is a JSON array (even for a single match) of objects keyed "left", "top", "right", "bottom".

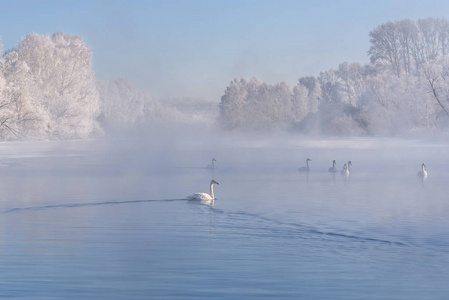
[
  {"left": 210, "top": 179, "right": 219, "bottom": 185},
  {"left": 212, "top": 158, "right": 217, "bottom": 162},
  {"left": 422, "top": 162, "right": 426, "bottom": 168},
  {"left": 306, "top": 158, "right": 312, "bottom": 162},
  {"left": 348, "top": 161, "right": 352, "bottom": 166},
  {"left": 343, "top": 163, "right": 348, "bottom": 169},
  {"left": 332, "top": 160, "right": 336, "bottom": 164}
]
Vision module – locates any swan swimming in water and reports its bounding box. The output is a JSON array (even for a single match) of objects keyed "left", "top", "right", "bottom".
[
  {"left": 347, "top": 161, "right": 352, "bottom": 172},
  {"left": 328, "top": 160, "right": 337, "bottom": 173},
  {"left": 298, "top": 158, "right": 311, "bottom": 172},
  {"left": 205, "top": 158, "right": 216, "bottom": 170},
  {"left": 186, "top": 179, "right": 219, "bottom": 203},
  {"left": 417, "top": 163, "right": 427, "bottom": 178},
  {"left": 341, "top": 163, "right": 350, "bottom": 176}
]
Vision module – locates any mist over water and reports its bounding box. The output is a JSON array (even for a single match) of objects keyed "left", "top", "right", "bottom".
[{"left": 0, "top": 130, "right": 448, "bottom": 299}]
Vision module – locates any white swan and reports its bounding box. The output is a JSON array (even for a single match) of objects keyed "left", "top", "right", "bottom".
[
  {"left": 205, "top": 158, "right": 216, "bottom": 170},
  {"left": 298, "top": 158, "right": 311, "bottom": 172},
  {"left": 187, "top": 179, "right": 219, "bottom": 203},
  {"left": 347, "top": 161, "right": 352, "bottom": 172},
  {"left": 328, "top": 160, "right": 337, "bottom": 172},
  {"left": 341, "top": 163, "right": 349, "bottom": 176},
  {"left": 417, "top": 163, "right": 427, "bottom": 178}
]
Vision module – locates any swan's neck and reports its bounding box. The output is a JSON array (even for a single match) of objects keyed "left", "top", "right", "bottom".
[
  {"left": 422, "top": 164, "right": 425, "bottom": 172},
  {"left": 306, "top": 160, "right": 309, "bottom": 168},
  {"left": 210, "top": 183, "right": 215, "bottom": 199},
  {"left": 212, "top": 160, "right": 215, "bottom": 169}
]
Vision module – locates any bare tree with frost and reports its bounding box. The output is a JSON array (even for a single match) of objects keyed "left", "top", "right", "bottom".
[
  {"left": 0, "top": 50, "right": 47, "bottom": 140},
  {"left": 369, "top": 21, "right": 402, "bottom": 76},
  {"left": 369, "top": 18, "right": 449, "bottom": 76},
  {"left": 12, "top": 32, "right": 101, "bottom": 139},
  {"left": 421, "top": 56, "right": 449, "bottom": 120}
]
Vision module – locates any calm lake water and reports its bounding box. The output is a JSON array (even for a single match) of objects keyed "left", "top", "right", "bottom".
[{"left": 0, "top": 134, "right": 448, "bottom": 299}]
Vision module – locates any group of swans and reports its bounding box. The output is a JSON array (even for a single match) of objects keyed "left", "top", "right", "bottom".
[
  {"left": 187, "top": 159, "right": 428, "bottom": 205},
  {"left": 300, "top": 158, "right": 427, "bottom": 178},
  {"left": 299, "top": 158, "right": 352, "bottom": 175}
]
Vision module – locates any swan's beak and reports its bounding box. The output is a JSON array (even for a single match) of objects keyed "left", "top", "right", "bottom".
[{"left": 213, "top": 180, "right": 219, "bottom": 185}]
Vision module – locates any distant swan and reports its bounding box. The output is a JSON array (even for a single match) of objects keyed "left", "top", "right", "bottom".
[
  {"left": 328, "top": 160, "right": 337, "bottom": 172},
  {"left": 347, "top": 161, "right": 352, "bottom": 172},
  {"left": 341, "top": 163, "right": 349, "bottom": 176},
  {"left": 186, "top": 179, "right": 219, "bottom": 203},
  {"left": 298, "top": 158, "right": 311, "bottom": 172},
  {"left": 417, "top": 163, "right": 427, "bottom": 178},
  {"left": 205, "top": 158, "right": 216, "bottom": 170}
]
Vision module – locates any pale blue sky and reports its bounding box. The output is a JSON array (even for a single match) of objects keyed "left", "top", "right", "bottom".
[{"left": 1, "top": 0, "right": 449, "bottom": 101}]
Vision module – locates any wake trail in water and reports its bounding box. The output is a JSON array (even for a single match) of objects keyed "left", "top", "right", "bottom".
[
  {"left": 4, "top": 198, "right": 408, "bottom": 248},
  {"left": 221, "top": 210, "right": 409, "bottom": 247},
  {"left": 4, "top": 198, "right": 186, "bottom": 214}
]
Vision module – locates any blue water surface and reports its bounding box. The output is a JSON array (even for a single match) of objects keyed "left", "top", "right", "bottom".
[{"left": 0, "top": 137, "right": 448, "bottom": 299}]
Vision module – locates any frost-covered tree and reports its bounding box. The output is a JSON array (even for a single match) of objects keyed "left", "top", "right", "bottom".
[
  {"left": 369, "top": 18, "right": 449, "bottom": 76},
  {"left": 219, "top": 78, "right": 249, "bottom": 129},
  {"left": 219, "top": 78, "right": 295, "bottom": 129},
  {"left": 0, "top": 36, "right": 4, "bottom": 95},
  {"left": 396, "top": 19, "right": 417, "bottom": 75},
  {"left": 97, "top": 79, "right": 145, "bottom": 128},
  {"left": 13, "top": 32, "right": 101, "bottom": 139},
  {"left": 97, "top": 78, "right": 189, "bottom": 130},
  {"left": 298, "top": 76, "right": 320, "bottom": 113},
  {"left": 249, "top": 81, "right": 292, "bottom": 127},
  {"left": 369, "top": 21, "right": 402, "bottom": 76},
  {"left": 417, "top": 18, "right": 441, "bottom": 61},
  {"left": 218, "top": 18, "right": 449, "bottom": 136},
  {"left": 336, "top": 62, "right": 368, "bottom": 106},
  {"left": 291, "top": 84, "right": 308, "bottom": 121},
  {"left": 421, "top": 56, "right": 449, "bottom": 120},
  {"left": 317, "top": 69, "right": 344, "bottom": 105},
  {"left": 0, "top": 50, "right": 47, "bottom": 140},
  {"left": 290, "top": 77, "right": 321, "bottom": 123},
  {"left": 270, "top": 81, "right": 292, "bottom": 123}
]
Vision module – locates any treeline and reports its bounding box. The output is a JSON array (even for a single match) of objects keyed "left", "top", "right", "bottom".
[
  {"left": 97, "top": 79, "right": 217, "bottom": 130},
  {"left": 97, "top": 79, "right": 176, "bottom": 130},
  {"left": 219, "top": 18, "right": 449, "bottom": 135},
  {"left": 2, "top": 19, "right": 449, "bottom": 140},
  {"left": 219, "top": 78, "right": 319, "bottom": 129},
  {"left": 0, "top": 32, "right": 212, "bottom": 141}
]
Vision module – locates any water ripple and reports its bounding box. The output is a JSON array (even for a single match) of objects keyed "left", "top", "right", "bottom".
[{"left": 3, "top": 198, "right": 186, "bottom": 213}]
